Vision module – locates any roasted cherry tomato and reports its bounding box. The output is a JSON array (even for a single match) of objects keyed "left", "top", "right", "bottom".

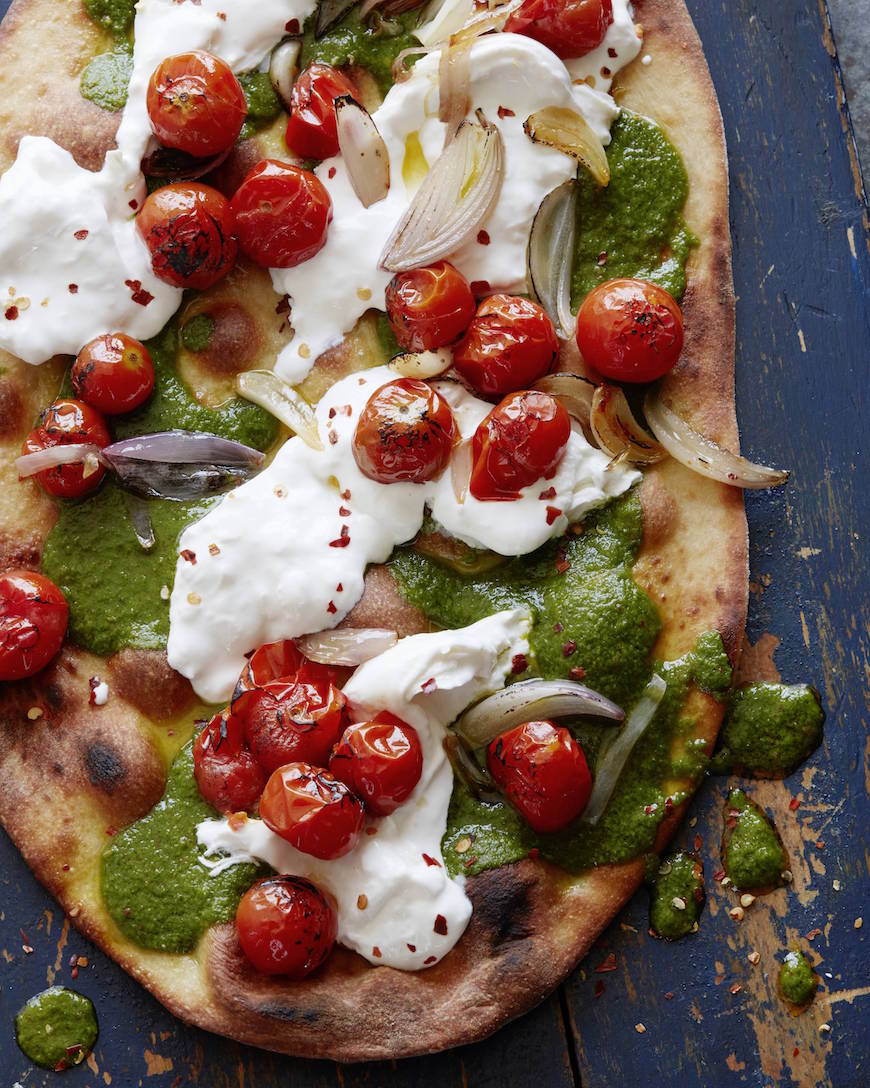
[
  {"left": 193, "top": 709, "right": 266, "bottom": 813},
  {"left": 352, "top": 377, "right": 457, "bottom": 485},
  {"left": 21, "top": 399, "right": 111, "bottom": 498},
  {"left": 575, "top": 278, "right": 685, "bottom": 382},
  {"left": 260, "top": 762, "right": 365, "bottom": 860},
  {"left": 285, "top": 63, "right": 359, "bottom": 160},
  {"left": 236, "top": 876, "right": 337, "bottom": 977},
  {"left": 385, "top": 261, "right": 476, "bottom": 352},
  {"left": 230, "top": 159, "right": 332, "bottom": 269},
  {"left": 0, "top": 570, "right": 68, "bottom": 681},
  {"left": 329, "top": 711, "right": 423, "bottom": 817},
  {"left": 488, "top": 720, "right": 592, "bottom": 833},
  {"left": 146, "top": 50, "right": 247, "bottom": 159},
  {"left": 234, "top": 638, "right": 307, "bottom": 699},
  {"left": 469, "top": 390, "right": 570, "bottom": 501},
  {"left": 137, "top": 182, "right": 236, "bottom": 290},
  {"left": 505, "top": 0, "right": 613, "bottom": 60},
  {"left": 71, "top": 333, "right": 155, "bottom": 415},
  {"left": 453, "top": 294, "right": 559, "bottom": 399}
]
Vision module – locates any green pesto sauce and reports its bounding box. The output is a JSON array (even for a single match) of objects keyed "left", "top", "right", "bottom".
[
  {"left": 41, "top": 321, "right": 276, "bottom": 657},
  {"left": 79, "top": 44, "right": 133, "bottom": 112},
  {"left": 648, "top": 851, "right": 705, "bottom": 940},
  {"left": 778, "top": 950, "right": 818, "bottom": 1008},
  {"left": 181, "top": 312, "right": 216, "bottom": 353},
  {"left": 573, "top": 111, "right": 695, "bottom": 305},
  {"left": 300, "top": 8, "right": 422, "bottom": 94},
  {"left": 721, "top": 788, "right": 789, "bottom": 892},
  {"left": 102, "top": 742, "right": 268, "bottom": 953},
  {"left": 391, "top": 493, "right": 732, "bottom": 876},
  {"left": 239, "top": 71, "right": 283, "bottom": 141},
  {"left": 15, "top": 987, "right": 98, "bottom": 1070},
  {"left": 84, "top": 0, "right": 136, "bottom": 39},
  {"left": 710, "top": 683, "right": 825, "bottom": 777}
]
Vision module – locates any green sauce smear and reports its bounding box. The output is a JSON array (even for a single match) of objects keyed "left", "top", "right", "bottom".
[
  {"left": 648, "top": 851, "right": 705, "bottom": 940},
  {"left": 41, "top": 321, "right": 276, "bottom": 658},
  {"left": 239, "top": 71, "right": 283, "bottom": 141},
  {"left": 80, "top": 44, "right": 133, "bottom": 112},
  {"left": 710, "top": 682, "right": 825, "bottom": 777},
  {"left": 102, "top": 742, "right": 267, "bottom": 953},
  {"left": 181, "top": 313, "right": 216, "bottom": 353},
  {"left": 721, "top": 788, "right": 789, "bottom": 892},
  {"left": 84, "top": 0, "right": 136, "bottom": 39},
  {"left": 15, "top": 987, "right": 98, "bottom": 1071},
  {"left": 778, "top": 950, "right": 818, "bottom": 1008},
  {"left": 573, "top": 111, "right": 695, "bottom": 305},
  {"left": 300, "top": 8, "right": 422, "bottom": 94}
]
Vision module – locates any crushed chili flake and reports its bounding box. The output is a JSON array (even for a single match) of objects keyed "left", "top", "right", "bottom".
[
  {"left": 546, "top": 505, "right": 563, "bottom": 525},
  {"left": 569, "top": 665, "right": 586, "bottom": 681},
  {"left": 328, "top": 407, "right": 336, "bottom": 419},
  {"left": 407, "top": 943, "right": 416, "bottom": 952},
  {"left": 694, "top": 833, "right": 703, "bottom": 852},
  {"left": 422, "top": 853, "right": 441, "bottom": 868},
  {"left": 464, "top": 855, "right": 478, "bottom": 868},
  {"left": 527, "top": 847, "right": 539, "bottom": 860},
  {"left": 539, "top": 486, "right": 557, "bottom": 500},
  {"left": 22, "top": 943, "right": 34, "bottom": 954},
  {"left": 180, "top": 548, "right": 197, "bottom": 564},
  {"left": 74, "top": 229, "right": 89, "bottom": 241},
  {"left": 329, "top": 165, "right": 337, "bottom": 179},
  {"left": 789, "top": 797, "right": 801, "bottom": 811},
  {"left": 497, "top": 105, "right": 515, "bottom": 118},
  {"left": 597, "top": 251, "right": 608, "bottom": 266},
  {"left": 65, "top": 1043, "right": 82, "bottom": 1056},
  {"left": 595, "top": 953, "right": 618, "bottom": 973},
  {"left": 341, "top": 489, "right": 351, "bottom": 500},
  {"left": 227, "top": 811, "right": 247, "bottom": 832},
  {"left": 105, "top": 825, "right": 117, "bottom": 836},
  {"left": 511, "top": 652, "right": 528, "bottom": 674},
  {"left": 424, "top": 955, "right": 437, "bottom": 964},
  {"left": 326, "top": 601, "right": 337, "bottom": 614},
  {"left": 285, "top": 17, "right": 300, "bottom": 32},
  {"left": 125, "top": 279, "right": 154, "bottom": 307},
  {"left": 4, "top": 305, "right": 18, "bottom": 320},
  {"left": 561, "top": 639, "right": 577, "bottom": 658},
  {"left": 793, "top": 1047, "right": 800, "bottom": 1058},
  {"left": 553, "top": 621, "right": 563, "bottom": 633},
  {"left": 276, "top": 294, "right": 291, "bottom": 315},
  {"left": 434, "top": 914, "right": 448, "bottom": 935},
  {"left": 336, "top": 582, "right": 343, "bottom": 592},
  {"left": 477, "top": 229, "right": 491, "bottom": 245},
  {"left": 421, "top": 676, "right": 437, "bottom": 694},
  {"left": 372, "top": 946, "right": 382, "bottom": 958},
  {"left": 68, "top": 283, "right": 79, "bottom": 294},
  {"left": 128, "top": 198, "right": 138, "bottom": 210},
  {"left": 730, "top": 982, "right": 743, "bottom": 995},
  {"left": 328, "top": 430, "right": 338, "bottom": 445},
  {"left": 555, "top": 556, "right": 571, "bottom": 574},
  {"left": 329, "top": 525, "right": 351, "bottom": 548},
  {"left": 608, "top": 47, "right": 618, "bottom": 57},
  {"left": 665, "top": 797, "right": 674, "bottom": 811},
  {"left": 644, "top": 804, "right": 657, "bottom": 816},
  {"left": 339, "top": 505, "right": 352, "bottom": 517},
  {"left": 664, "top": 991, "right": 674, "bottom": 1001},
  {"left": 805, "top": 927, "right": 822, "bottom": 940},
  {"left": 594, "top": 980, "right": 606, "bottom": 998}
]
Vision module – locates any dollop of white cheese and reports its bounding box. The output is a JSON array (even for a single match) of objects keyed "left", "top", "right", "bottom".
[
  {"left": 272, "top": 33, "right": 618, "bottom": 383},
  {"left": 197, "top": 608, "right": 530, "bottom": 971},
  {"left": 167, "top": 364, "right": 638, "bottom": 702},
  {"left": 564, "top": 0, "right": 643, "bottom": 92}
]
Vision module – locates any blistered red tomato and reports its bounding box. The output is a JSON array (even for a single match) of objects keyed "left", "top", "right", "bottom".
[
  {"left": 505, "top": 0, "right": 613, "bottom": 60},
  {"left": 193, "top": 709, "right": 266, "bottom": 813},
  {"left": 137, "top": 182, "right": 237, "bottom": 290},
  {"left": 236, "top": 876, "right": 337, "bottom": 977},
  {"left": 146, "top": 50, "right": 247, "bottom": 159},
  {"left": 230, "top": 159, "right": 332, "bottom": 268},
  {"left": 0, "top": 570, "right": 68, "bottom": 681},
  {"left": 469, "top": 390, "right": 570, "bottom": 501},
  {"left": 285, "top": 63, "right": 359, "bottom": 160},
  {"left": 452, "top": 294, "right": 558, "bottom": 399},
  {"left": 260, "top": 762, "right": 365, "bottom": 860},
  {"left": 71, "top": 333, "right": 155, "bottom": 415},
  {"left": 576, "top": 278, "right": 685, "bottom": 382},
  {"left": 329, "top": 712, "right": 423, "bottom": 817},
  {"left": 234, "top": 638, "right": 308, "bottom": 699},
  {"left": 21, "top": 399, "right": 111, "bottom": 498},
  {"left": 385, "top": 262, "right": 476, "bottom": 352},
  {"left": 488, "top": 720, "right": 592, "bottom": 833},
  {"left": 352, "top": 378, "right": 457, "bottom": 485}
]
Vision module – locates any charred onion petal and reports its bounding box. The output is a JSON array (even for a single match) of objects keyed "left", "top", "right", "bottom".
[
  {"left": 524, "top": 107, "right": 610, "bottom": 187},
  {"left": 296, "top": 628, "right": 398, "bottom": 665},
  {"left": 450, "top": 436, "right": 473, "bottom": 504},
  {"left": 335, "top": 95, "right": 390, "bottom": 208},
  {"left": 456, "top": 678, "right": 624, "bottom": 749},
  {"left": 15, "top": 443, "right": 101, "bottom": 477},
  {"left": 269, "top": 39, "right": 301, "bottom": 108},
  {"left": 236, "top": 370, "right": 324, "bottom": 451},
  {"left": 443, "top": 733, "right": 502, "bottom": 802},
  {"left": 360, "top": 0, "right": 427, "bottom": 17},
  {"left": 583, "top": 673, "right": 666, "bottom": 825},
  {"left": 590, "top": 384, "right": 666, "bottom": 465},
  {"left": 141, "top": 145, "right": 232, "bottom": 180},
  {"left": 380, "top": 109, "right": 504, "bottom": 272},
  {"left": 389, "top": 347, "right": 454, "bottom": 379},
  {"left": 125, "top": 493, "right": 156, "bottom": 551},
  {"left": 528, "top": 179, "right": 579, "bottom": 337},
  {"left": 643, "top": 392, "right": 790, "bottom": 489},
  {"left": 100, "top": 431, "right": 265, "bottom": 500},
  {"left": 392, "top": 44, "right": 431, "bottom": 83},
  {"left": 534, "top": 372, "right": 596, "bottom": 442},
  {"left": 315, "top": 0, "right": 358, "bottom": 37},
  {"left": 438, "top": 36, "right": 473, "bottom": 141}
]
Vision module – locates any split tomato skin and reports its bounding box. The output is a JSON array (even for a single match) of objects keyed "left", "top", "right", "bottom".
[
  {"left": 505, "top": 0, "right": 614, "bottom": 60},
  {"left": 488, "top": 720, "right": 592, "bottom": 833},
  {"left": 236, "top": 875, "right": 338, "bottom": 977},
  {"left": 385, "top": 262, "right": 476, "bottom": 352},
  {"left": 146, "top": 50, "right": 247, "bottom": 159},
  {"left": 0, "top": 570, "right": 68, "bottom": 681},
  {"left": 469, "top": 389, "right": 570, "bottom": 501},
  {"left": 285, "top": 63, "right": 359, "bottom": 161},
  {"left": 453, "top": 294, "right": 559, "bottom": 399},
  {"left": 137, "top": 182, "right": 237, "bottom": 290},
  {"left": 329, "top": 712, "right": 423, "bottom": 817},
  {"left": 260, "top": 762, "right": 365, "bottom": 860},
  {"left": 230, "top": 159, "right": 333, "bottom": 269},
  {"left": 352, "top": 377, "right": 457, "bottom": 485},
  {"left": 21, "top": 399, "right": 111, "bottom": 498},
  {"left": 193, "top": 709, "right": 266, "bottom": 813},
  {"left": 71, "top": 333, "right": 155, "bottom": 415},
  {"left": 575, "top": 278, "right": 685, "bottom": 382}
]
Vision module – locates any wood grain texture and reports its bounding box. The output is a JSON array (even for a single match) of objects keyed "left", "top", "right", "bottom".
[{"left": 0, "top": 0, "right": 868, "bottom": 1085}]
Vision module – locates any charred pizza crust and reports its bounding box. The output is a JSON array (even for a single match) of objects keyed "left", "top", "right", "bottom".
[{"left": 0, "top": 0, "right": 746, "bottom": 1059}]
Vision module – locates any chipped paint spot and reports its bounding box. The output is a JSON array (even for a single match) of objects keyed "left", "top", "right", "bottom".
[
  {"left": 46, "top": 915, "right": 70, "bottom": 986},
  {"left": 800, "top": 610, "right": 811, "bottom": 650},
  {"left": 797, "top": 546, "right": 822, "bottom": 559},
  {"left": 847, "top": 225, "right": 857, "bottom": 259},
  {"left": 735, "top": 632, "right": 781, "bottom": 684},
  {"left": 797, "top": 328, "right": 807, "bottom": 353},
  {"left": 726, "top": 1052, "right": 746, "bottom": 1072},
  {"left": 144, "top": 1050, "right": 174, "bottom": 1076}
]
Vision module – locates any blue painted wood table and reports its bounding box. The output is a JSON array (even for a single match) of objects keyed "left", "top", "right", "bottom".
[{"left": 1, "top": 1, "right": 868, "bottom": 1085}]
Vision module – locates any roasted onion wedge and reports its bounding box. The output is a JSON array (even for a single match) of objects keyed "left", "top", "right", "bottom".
[
  {"left": 390, "top": 348, "right": 454, "bottom": 379},
  {"left": 335, "top": 95, "right": 390, "bottom": 207},
  {"left": 524, "top": 106, "right": 610, "bottom": 186},
  {"left": 236, "top": 370, "right": 323, "bottom": 451},
  {"left": 591, "top": 384, "right": 666, "bottom": 465},
  {"left": 534, "top": 373, "right": 596, "bottom": 442},
  {"left": 297, "top": 628, "right": 398, "bottom": 665},
  {"left": 528, "top": 180, "right": 579, "bottom": 338}
]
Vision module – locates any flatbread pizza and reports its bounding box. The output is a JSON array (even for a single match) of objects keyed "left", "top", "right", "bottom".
[{"left": 0, "top": 0, "right": 784, "bottom": 1063}]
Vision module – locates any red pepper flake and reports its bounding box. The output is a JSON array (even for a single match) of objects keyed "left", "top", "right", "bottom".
[
  {"left": 511, "top": 652, "right": 528, "bottom": 675},
  {"left": 693, "top": 885, "right": 704, "bottom": 903},
  {"left": 713, "top": 869, "right": 726, "bottom": 882},
  {"left": 22, "top": 943, "right": 34, "bottom": 954},
  {"left": 553, "top": 621, "right": 563, "bottom": 633},
  {"left": 595, "top": 953, "right": 618, "bottom": 973},
  {"left": 4, "top": 305, "right": 18, "bottom": 320},
  {"left": 329, "top": 525, "right": 351, "bottom": 548},
  {"left": 805, "top": 927, "right": 822, "bottom": 941},
  {"left": 527, "top": 847, "right": 539, "bottom": 860},
  {"left": 664, "top": 991, "right": 674, "bottom": 1001},
  {"left": 54, "top": 1060, "right": 67, "bottom": 1072},
  {"left": 285, "top": 17, "right": 300, "bottom": 32},
  {"left": 434, "top": 914, "right": 448, "bottom": 935},
  {"left": 421, "top": 676, "right": 437, "bottom": 694},
  {"left": 665, "top": 796, "right": 674, "bottom": 811},
  {"left": 68, "top": 283, "right": 79, "bottom": 294},
  {"left": 464, "top": 855, "right": 478, "bottom": 868},
  {"left": 644, "top": 804, "right": 657, "bottom": 815},
  {"left": 594, "top": 980, "right": 606, "bottom": 998},
  {"left": 793, "top": 1047, "right": 800, "bottom": 1058},
  {"left": 569, "top": 665, "right": 586, "bottom": 681},
  {"left": 328, "top": 430, "right": 338, "bottom": 445},
  {"left": 555, "top": 555, "right": 571, "bottom": 575},
  {"left": 217, "top": 10, "right": 226, "bottom": 19},
  {"left": 422, "top": 853, "right": 441, "bottom": 868},
  {"left": 65, "top": 1043, "right": 82, "bottom": 1056},
  {"left": 326, "top": 601, "right": 337, "bottom": 614},
  {"left": 62, "top": 863, "right": 70, "bottom": 871},
  {"left": 561, "top": 639, "right": 577, "bottom": 658},
  {"left": 407, "top": 943, "right": 416, "bottom": 952},
  {"left": 74, "top": 229, "right": 89, "bottom": 241},
  {"left": 539, "top": 486, "right": 557, "bottom": 500},
  {"left": 328, "top": 166, "right": 337, "bottom": 179},
  {"left": 125, "top": 279, "right": 154, "bottom": 307},
  {"left": 336, "top": 583, "right": 343, "bottom": 592},
  {"left": 789, "top": 797, "right": 801, "bottom": 811},
  {"left": 180, "top": 548, "right": 197, "bottom": 564},
  {"left": 693, "top": 833, "right": 703, "bottom": 852},
  {"left": 106, "top": 825, "right": 117, "bottom": 836},
  {"left": 276, "top": 294, "right": 291, "bottom": 315},
  {"left": 477, "top": 229, "right": 491, "bottom": 245},
  {"left": 328, "top": 407, "right": 336, "bottom": 419},
  {"left": 339, "top": 505, "right": 351, "bottom": 517},
  {"left": 424, "top": 955, "right": 437, "bottom": 964},
  {"left": 470, "top": 280, "right": 491, "bottom": 295},
  {"left": 372, "top": 946, "right": 382, "bottom": 958},
  {"left": 546, "top": 505, "right": 562, "bottom": 526},
  {"left": 497, "top": 105, "right": 515, "bottom": 118},
  {"left": 128, "top": 198, "right": 138, "bottom": 210},
  {"left": 341, "top": 489, "right": 352, "bottom": 500},
  {"left": 730, "top": 982, "right": 743, "bottom": 995},
  {"left": 597, "top": 251, "right": 607, "bottom": 266}
]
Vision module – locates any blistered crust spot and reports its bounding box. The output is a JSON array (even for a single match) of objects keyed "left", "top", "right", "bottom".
[{"left": 107, "top": 649, "right": 196, "bottom": 722}]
